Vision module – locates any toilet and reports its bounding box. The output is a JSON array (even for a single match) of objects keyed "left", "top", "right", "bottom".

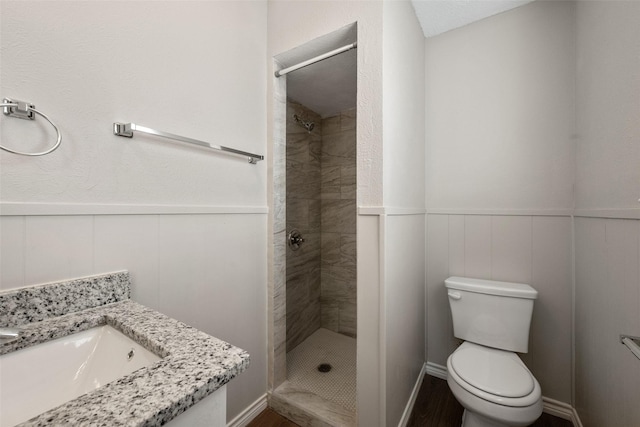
[{"left": 445, "top": 276, "right": 543, "bottom": 427}]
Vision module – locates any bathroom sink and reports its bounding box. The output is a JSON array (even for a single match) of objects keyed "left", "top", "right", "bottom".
[{"left": 0, "top": 325, "right": 162, "bottom": 427}]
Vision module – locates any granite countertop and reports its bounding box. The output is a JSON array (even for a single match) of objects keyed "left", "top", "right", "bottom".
[{"left": 0, "top": 272, "right": 250, "bottom": 426}]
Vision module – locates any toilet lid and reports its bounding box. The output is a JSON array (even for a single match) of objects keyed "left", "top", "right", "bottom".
[{"left": 450, "top": 344, "right": 535, "bottom": 398}]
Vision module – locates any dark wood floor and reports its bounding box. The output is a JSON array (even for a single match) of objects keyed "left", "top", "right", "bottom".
[
  {"left": 249, "top": 375, "right": 573, "bottom": 427},
  {"left": 406, "top": 375, "right": 572, "bottom": 427},
  {"left": 248, "top": 408, "right": 300, "bottom": 427}
]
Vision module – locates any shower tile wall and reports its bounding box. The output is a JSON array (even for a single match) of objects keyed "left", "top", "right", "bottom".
[
  {"left": 320, "top": 109, "right": 357, "bottom": 338},
  {"left": 286, "top": 100, "right": 322, "bottom": 351},
  {"left": 286, "top": 101, "right": 357, "bottom": 351}
]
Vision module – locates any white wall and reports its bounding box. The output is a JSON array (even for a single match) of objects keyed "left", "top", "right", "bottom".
[
  {"left": 0, "top": 1, "right": 268, "bottom": 422},
  {"left": 382, "top": 0, "right": 425, "bottom": 209},
  {"left": 574, "top": 1, "right": 640, "bottom": 212},
  {"left": 424, "top": 1, "right": 575, "bottom": 405},
  {"left": 0, "top": 1, "right": 265, "bottom": 206},
  {"left": 381, "top": 1, "right": 426, "bottom": 425},
  {"left": 383, "top": 214, "right": 425, "bottom": 425},
  {"left": 574, "top": 2, "right": 640, "bottom": 426},
  {"left": 425, "top": 0, "right": 575, "bottom": 212},
  {"left": 574, "top": 218, "right": 640, "bottom": 426}
]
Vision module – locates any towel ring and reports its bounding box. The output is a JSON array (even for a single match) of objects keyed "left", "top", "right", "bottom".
[{"left": 1, "top": 100, "right": 62, "bottom": 156}]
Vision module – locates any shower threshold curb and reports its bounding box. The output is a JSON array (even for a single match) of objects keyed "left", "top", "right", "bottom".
[{"left": 269, "top": 381, "right": 356, "bottom": 427}]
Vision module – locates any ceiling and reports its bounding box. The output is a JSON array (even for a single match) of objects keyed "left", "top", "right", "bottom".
[
  {"left": 411, "top": 0, "right": 535, "bottom": 38},
  {"left": 282, "top": 1, "right": 534, "bottom": 118}
]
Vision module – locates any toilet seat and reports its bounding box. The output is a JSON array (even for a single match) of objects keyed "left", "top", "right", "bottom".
[{"left": 448, "top": 342, "right": 541, "bottom": 408}]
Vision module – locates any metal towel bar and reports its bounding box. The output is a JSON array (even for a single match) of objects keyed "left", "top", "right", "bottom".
[
  {"left": 620, "top": 334, "right": 640, "bottom": 361},
  {"left": 113, "top": 122, "right": 263, "bottom": 164}
]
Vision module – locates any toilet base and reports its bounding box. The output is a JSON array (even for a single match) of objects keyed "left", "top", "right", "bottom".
[{"left": 462, "top": 409, "right": 515, "bottom": 427}]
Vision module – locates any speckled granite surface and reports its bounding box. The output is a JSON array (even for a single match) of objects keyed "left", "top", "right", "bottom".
[
  {"left": 0, "top": 273, "right": 250, "bottom": 426},
  {"left": 0, "top": 271, "right": 130, "bottom": 326}
]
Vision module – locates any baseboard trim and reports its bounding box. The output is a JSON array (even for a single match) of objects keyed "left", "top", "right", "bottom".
[
  {"left": 571, "top": 408, "right": 584, "bottom": 427},
  {"left": 425, "top": 361, "right": 448, "bottom": 380},
  {"left": 425, "top": 362, "right": 582, "bottom": 426},
  {"left": 398, "top": 363, "right": 428, "bottom": 427},
  {"left": 542, "top": 397, "right": 583, "bottom": 427},
  {"left": 227, "top": 394, "right": 268, "bottom": 427}
]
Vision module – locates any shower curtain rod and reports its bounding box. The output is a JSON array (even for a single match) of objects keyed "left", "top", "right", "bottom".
[{"left": 275, "top": 42, "right": 357, "bottom": 77}]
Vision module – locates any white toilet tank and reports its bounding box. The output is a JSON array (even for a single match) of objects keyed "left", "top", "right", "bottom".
[{"left": 445, "top": 277, "right": 538, "bottom": 353}]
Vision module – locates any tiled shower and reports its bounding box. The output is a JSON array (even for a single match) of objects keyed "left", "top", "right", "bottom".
[
  {"left": 279, "top": 99, "right": 357, "bottom": 423},
  {"left": 286, "top": 100, "right": 357, "bottom": 348}
]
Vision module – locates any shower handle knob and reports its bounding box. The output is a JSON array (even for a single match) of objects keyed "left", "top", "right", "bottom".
[{"left": 288, "top": 229, "right": 305, "bottom": 250}]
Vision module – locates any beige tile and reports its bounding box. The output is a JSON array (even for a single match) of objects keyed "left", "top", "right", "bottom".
[
  {"left": 321, "top": 233, "right": 342, "bottom": 266},
  {"left": 340, "top": 108, "right": 357, "bottom": 132},
  {"left": 339, "top": 300, "right": 357, "bottom": 337},
  {"left": 309, "top": 267, "right": 322, "bottom": 301},
  {"left": 323, "top": 265, "right": 357, "bottom": 283},
  {"left": 341, "top": 184, "right": 356, "bottom": 200},
  {"left": 308, "top": 200, "right": 321, "bottom": 234},
  {"left": 320, "top": 192, "right": 341, "bottom": 200},
  {"left": 341, "top": 165, "right": 356, "bottom": 186},
  {"left": 321, "top": 165, "right": 341, "bottom": 196},
  {"left": 309, "top": 139, "right": 322, "bottom": 164},
  {"left": 287, "top": 305, "right": 321, "bottom": 351},
  {"left": 286, "top": 199, "right": 309, "bottom": 232},
  {"left": 321, "top": 304, "right": 339, "bottom": 332},
  {"left": 287, "top": 274, "right": 309, "bottom": 316},
  {"left": 321, "top": 132, "right": 356, "bottom": 165},
  {"left": 321, "top": 276, "right": 356, "bottom": 302},
  {"left": 287, "top": 161, "right": 321, "bottom": 200},
  {"left": 286, "top": 255, "right": 321, "bottom": 350},
  {"left": 321, "top": 115, "right": 341, "bottom": 136},
  {"left": 340, "top": 234, "right": 357, "bottom": 267},
  {"left": 286, "top": 132, "right": 309, "bottom": 163},
  {"left": 321, "top": 200, "right": 356, "bottom": 234},
  {"left": 286, "top": 244, "right": 320, "bottom": 281}
]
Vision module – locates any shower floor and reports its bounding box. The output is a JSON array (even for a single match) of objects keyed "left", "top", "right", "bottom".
[{"left": 286, "top": 328, "right": 356, "bottom": 413}]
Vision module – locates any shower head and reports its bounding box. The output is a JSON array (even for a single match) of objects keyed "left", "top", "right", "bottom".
[{"left": 293, "top": 114, "right": 315, "bottom": 133}]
